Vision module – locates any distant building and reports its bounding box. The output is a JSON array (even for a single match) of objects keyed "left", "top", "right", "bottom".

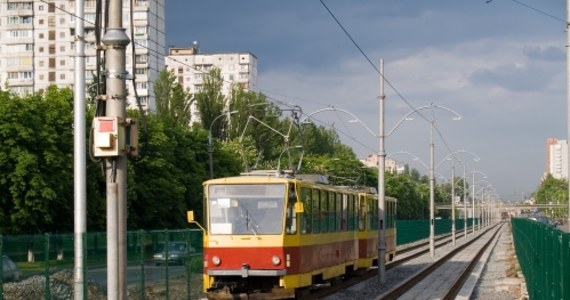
[
  {"left": 546, "top": 137, "right": 568, "bottom": 179},
  {"left": 165, "top": 44, "right": 258, "bottom": 124},
  {"left": 0, "top": 0, "right": 165, "bottom": 111},
  {"left": 360, "top": 154, "right": 406, "bottom": 174}
]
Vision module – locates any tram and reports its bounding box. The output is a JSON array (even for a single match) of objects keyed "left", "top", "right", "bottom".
[{"left": 190, "top": 170, "right": 397, "bottom": 299}]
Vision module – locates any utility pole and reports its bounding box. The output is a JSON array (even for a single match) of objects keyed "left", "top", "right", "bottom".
[
  {"left": 102, "top": 0, "right": 129, "bottom": 298},
  {"left": 566, "top": 0, "right": 570, "bottom": 229},
  {"left": 378, "top": 59, "right": 386, "bottom": 284},
  {"left": 73, "top": 0, "right": 86, "bottom": 298}
]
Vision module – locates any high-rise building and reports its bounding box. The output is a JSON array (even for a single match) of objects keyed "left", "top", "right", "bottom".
[
  {"left": 546, "top": 137, "right": 568, "bottom": 179},
  {"left": 0, "top": 0, "right": 165, "bottom": 111},
  {"left": 165, "top": 44, "right": 258, "bottom": 124}
]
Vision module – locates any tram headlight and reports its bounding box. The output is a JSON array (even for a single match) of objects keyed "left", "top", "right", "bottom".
[
  {"left": 212, "top": 256, "right": 221, "bottom": 266},
  {"left": 271, "top": 255, "right": 281, "bottom": 266}
]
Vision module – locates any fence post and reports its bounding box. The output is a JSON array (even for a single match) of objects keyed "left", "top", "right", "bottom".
[
  {"left": 139, "top": 230, "right": 145, "bottom": 300},
  {"left": 165, "top": 230, "right": 170, "bottom": 300},
  {"left": 1, "top": 234, "right": 3, "bottom": 300},
  {"left": 44, "top": 233, "right": 50, "bottom": 300}
]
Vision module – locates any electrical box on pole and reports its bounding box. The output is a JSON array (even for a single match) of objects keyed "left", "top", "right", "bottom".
[
  {"left": 93, "top": 116, "right": 123, "bottom": 157},
  {"left": 92, "top": 117, "right": 139, "bottom": 157}
]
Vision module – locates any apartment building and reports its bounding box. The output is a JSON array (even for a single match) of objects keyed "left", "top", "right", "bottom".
[
  {"left": 0, "top": 0, "right": 164, "bottom": 111},
  {"left": 165, "top": 44, "right": 258, "bottom": 123},
  {"left": 546, "top": 137, "right": 568, "bottom": 180}
]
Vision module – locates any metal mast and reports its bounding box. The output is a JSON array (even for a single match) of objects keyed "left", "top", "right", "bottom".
[
  {"left": 102, "top": 0, "right": 130, "bottom": 298},
  {"left": 73, "top": 0, "right": 86, "bottom": 298}
]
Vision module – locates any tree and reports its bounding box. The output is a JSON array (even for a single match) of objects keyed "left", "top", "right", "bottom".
[
  {"left": 154, "top": 69, "right": 193, "bottom": 127},
  {"left": 0, "top": 86, "right": 74, "bottom": 234},
  {"left": 195, "top": 68, "right": 226, "bottom": 132},
  {"left": 534, "top": 174, "right": 567, "bottom": 205}
]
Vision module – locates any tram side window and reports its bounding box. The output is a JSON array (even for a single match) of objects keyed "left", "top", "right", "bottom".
[
  {"left": 341, "top": 194, "right": 348, "bottom": 231},
  {"left": 358, "top": 195, "right": 366, "bottom": 231},
  {"left": 367, "top": 197, "right": 376, "bottom": 230},
  {"left": 329, "top": 192, "right": 336, "bottom": 232},
  {"left": 285, "top": 185, "right": 297, "bottom": 235},
  {"left": 386, "top": 200, "right": 392, "bottom": 229},
  {"left": 335, "top": 193, "right": 341, "bottom": 232},
  {"left": 312, "top": 189, "right": 320, "bottom": 233},
  {"left": 320, "top": 190, "right": 329, "bottom": 233},
  {"left": 348, "top": 195, "right": 356, "bottom": 231},
  {"left": 301, "top": 187, "right": 312, "bottom": 234}
]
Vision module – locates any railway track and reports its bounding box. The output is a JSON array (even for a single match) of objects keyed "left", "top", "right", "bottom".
[
  {"left": 303, "top": 224, "right": 502, "bottom": 300},
  {"left": 378, "top": 223, "right": 502, "bottom": 299}
]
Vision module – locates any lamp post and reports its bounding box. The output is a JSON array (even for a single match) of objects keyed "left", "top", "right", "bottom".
[
  {"left": 208, "top": 111, "right": 238, "bottom": 179},
  {"left": 390, "top": 103, "right": 461, "bottom": 257},
  {"left": 468, "top": 171, "right": 488, "bottom": 234},
  {"left": 387, "top": 151, "right": 429, "bottom": 173},
  {"left": 435, "top": 150, "right": 480, "bottom": 245}
]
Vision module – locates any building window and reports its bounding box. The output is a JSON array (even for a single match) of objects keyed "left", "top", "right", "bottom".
[
  {"left": 135, "top": 82, "right": 147, "bottom": 89},
  {"left": 134, "top": 26, "right": 146, "bottom": 36},
  {"left": 39, "top": 33, "right": 44, "bottom": 39},
  {"left": 60, "top": 73, "right": 65, "bottom": 80},
  {"left": 135, "top": 54, "right": 147, "bottom": 63},
  {"left": 60, "top": 60, "right": 65, "bottom": 66},
  {"left": 39, "top": 74, "right": 44, "bottom": 80},
  {"left": 48, "top": 3, "right": 55, "bottom": 12},
  {"left": 39, "top": 19, "right": 44, "bottom": 25},
  {"left": 59, "top": 32, "right": 65, "bottom": 39}
]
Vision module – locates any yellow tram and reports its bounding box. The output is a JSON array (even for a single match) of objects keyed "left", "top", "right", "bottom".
[{"left": 193, "top": 171, "right": 397, "bottom": 299}]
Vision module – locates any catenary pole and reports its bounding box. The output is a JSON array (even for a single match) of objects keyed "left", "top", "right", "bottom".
[
  {"left": 566, "top": 0, "right": 570, "bottom": 228},
  {"left": 378, "top": 59, "right": 386, "bottom": 284},
  {"left": 73, "top": 0, "right": 86, "bottom": 298},
  {"left": 102, "top": 0, "right": 130, "bottom": 298},
  {"left": 566, "top": 0, "right": 570, "bottom": 230}
]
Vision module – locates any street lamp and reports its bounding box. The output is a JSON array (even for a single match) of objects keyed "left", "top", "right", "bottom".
[
  {"left": 467, "top": 171, "right": 488, "bottom": 234},
  {"left": 387, "top": 151, "right": 429, "bottom": 173},
  {"left": 208, "top": 110, "right": 239, "bottom": 179},
  {"left": 389, "top": 103, "right": 461, "bottom": 257},
  {"left": 435, "top": 150, "right": 480, "bottom": 245}
]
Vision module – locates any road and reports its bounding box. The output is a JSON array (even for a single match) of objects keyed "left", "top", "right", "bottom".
[{"left": 86, "top": 263, "right": 188, "bottom": 288}]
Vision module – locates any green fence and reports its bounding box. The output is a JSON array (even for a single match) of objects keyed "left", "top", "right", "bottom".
[
  {"left": 0, "top": 219, "right": 482, "bottom": 299},
  {"left": 0, "top": 229, "right": 204, "bottom": 300},
  {"left": 396, "top": 218, "right": 477, "bottom": 245},
  {"left": 512, "top": 218, "right": 570, "bottom": 300}
]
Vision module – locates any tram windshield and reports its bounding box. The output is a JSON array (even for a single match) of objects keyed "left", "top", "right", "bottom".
[{"left": 207, "top": 184, "right": 286, "bottom": 235}]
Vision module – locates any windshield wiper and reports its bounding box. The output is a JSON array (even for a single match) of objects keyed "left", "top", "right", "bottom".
[{"left": 245, "top": 210, "right": 258, "bottom": 235}]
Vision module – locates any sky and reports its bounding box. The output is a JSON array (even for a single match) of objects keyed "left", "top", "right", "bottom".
[{"left": 165, "top": 1, "right": 568, "bottom": 201}]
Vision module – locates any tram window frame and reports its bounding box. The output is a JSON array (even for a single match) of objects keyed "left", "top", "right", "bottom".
[
  {"left": 341, "top": 194, "right": 348, "bottom": 231},
  {"left": 285, "top": 184, "right": 297, "bottom": 235},
  {"left": 358, "top": 195, "right": 366, "bottom": 231},
  {"left": 312, "top": 189, "right": 320, "bottom": 233},
  {"left": 370, "top": 197, "right": 378, "bottom": 230},
  {"left": 333, "top": 192, "right": 342, "bottom": 232},
  {"left": 320, "top": 190, "right": 328, "bottom": 233},
  {"left": 301, "top": 187, "right": 312, "bottom": 234},
  {"left": 328, "top": 191, "right": 336, "bottom": 232},
  {"left": 348, "top": 194, "right": 355, "bottom": 231}
]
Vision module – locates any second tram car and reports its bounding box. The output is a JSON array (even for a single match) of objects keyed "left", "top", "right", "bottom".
[{"left": 194, "top": 171, "right": 397, "bottom": 299}]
